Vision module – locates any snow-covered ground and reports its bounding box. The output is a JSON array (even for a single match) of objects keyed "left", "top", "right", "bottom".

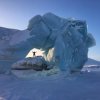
[
  {"left": 82, "top": 65, "right": 100, "bottom": 72},
  {"left": 0, "top": 70, "right": 100, "bottom": 100}
]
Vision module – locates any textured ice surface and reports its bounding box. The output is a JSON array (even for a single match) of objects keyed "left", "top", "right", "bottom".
[
  {"left": 0, "top": 13, "right": 96, "bottom": 73},
  {"left": 12, "top": 56, "right": 48, "bottom": 70}
]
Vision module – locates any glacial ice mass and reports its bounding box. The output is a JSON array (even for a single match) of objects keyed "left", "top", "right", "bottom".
[{"left": 0, "top": 13, "right": 96, "bottom": 74}]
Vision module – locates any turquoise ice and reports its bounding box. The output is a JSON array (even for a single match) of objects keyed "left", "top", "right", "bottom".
[{"left": 0, "top": 13, "right": 96, "bottom": 73}]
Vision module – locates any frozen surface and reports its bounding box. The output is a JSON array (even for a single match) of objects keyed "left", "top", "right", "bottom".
[
  {"left": 0, "top": 13, "right": 96, "bottom": 73},
  {"left": 0, "top": 72, "right": 100, "bottom": 100},
  {"left": 82, "top": 65, "right": 100, "bottom": 72}
]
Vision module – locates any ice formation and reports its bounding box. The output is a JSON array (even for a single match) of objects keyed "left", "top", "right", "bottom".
[
  {"left": 0, "top": 13, "right": 96, "bottom": 74},
  {"left": 12, "top": 56, "right": 49, "bottom": 71}
]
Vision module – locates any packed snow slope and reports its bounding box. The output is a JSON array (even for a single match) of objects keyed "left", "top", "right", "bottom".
[
  {"left": 85, "top": 58, "right": 100, "bottom": 65},
  {"left": 0, "top": 13, "right": 96, "bottom": 73},
  {"left": 0, "top": 72, "right": 100, "bottom": 100}
]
